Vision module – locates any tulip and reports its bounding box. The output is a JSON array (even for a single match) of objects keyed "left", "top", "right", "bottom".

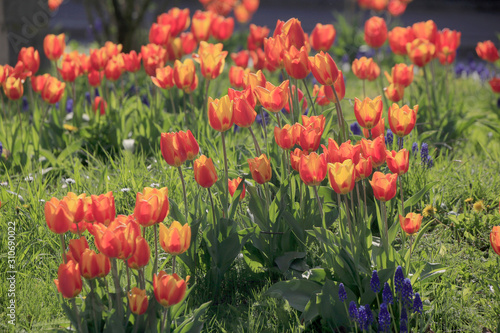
[
  {"left": 354, "top": 96, "right": 383, "bottom": 130},
  {"left": 247, "top": 24, "right": 270, "bottom": 51},
  {"left": 364, "top": 17, "right": 387, "bottom": 49},
  {"left": 123, "top": 51, "right": 142, "bottom": 72},
  {"left": 173, "top": 59, "right": 197, "bottom": 92},
  {"left": 128, "top": 288, "right": 149, "bottom": 315},
  {"left": 211, "top": 16, "right": 234, "bottom": 41},
  {"left": 384, "top": 83, "right": 405, "bottom": 103},
  {"left": 234, "top": 3, "right": 252, "bottom": 23},
  {"left": 104, "top": 55, "right": 124, "bottom": 81},
  {"left": 388, "top": 27, "right": 415, "bottom": 56},
  {"left": 59, "top": 59, "right": 81, "bottom": 83},
  {"left": 299, "top": 126, "right": 322, "bottom": 153},
  {"left": 88, "top": 70, "right": 103, "bottom": 87},
  {"left": 386, "top": 64, "right": 414, "bottom": 88},
  {"left": 363, "top": 117, "right": 385, "bottom": 139},
  {"left": 152, "top": 66, "right": 175, "bottom": 90},
  {"left": 91, "top": 191, "right": 116, "bottom": 226},
  {"left": 45, "top": 197, "right": 75, "bottom": 234},
  {"left": 103, "top": 41, "right": 122, "bottom": 58},
  {"left": 62, "top": 192, "right": 86, "bottom": 226},
  {"left": 228, "top": 178, "right": 246, "bottom": 200},
  {"left": 229, "top": 66, "right": 247, "bottom": 89},
  {"left": 274, "top": 124, "right": 295, "bottom": 150},
  {"left": 90, "top": 215, "right": 140, "bottom": 259},
  {"left": 157, "top": 7, "right": 191, "bottom": 37},
  {"left": 194, "top": 155, "right": 218, "bottom": 188},
  {"left": 68, "top": 237, "right": 89, "bottom": 263},
  {"left": 355, "top": 156, "right": 373, "bottom": 181},
  {"left": 159, "top": 221, "right": 191, "bottom": 255},
  {"left": 134, "top": 187, "right": 169, "bottom": 227},
  {"left": 489, "top": 78, "right": 500, "bottom": 94},
  {"left": 79, "top": 249, "right": 111, "bottom": 279},
  {"left": 127, "top": 237, "right": 150, "bottom": 270},
  {"left": 361, "top": 136, "right": 386, "bottom": 167},
  {"left": 323, "top": 138, "right": 361, "bottom": 164},
  {"left": 388, "top": 0, "right": 407, "bottom": 16},
  {"left": 352, "top": 57, "right": 380, "bottom": 81},
  {"left": 280, "top": 18, "right": 306, "bottom": 50},
  {"left": 406, "top": 39, "right": 436, "bottom": 67},
  {"left": 141, "top": 44, "right": 166, "bottom": 77},
  {"left": 208, "top": 95, "right": 234, "bottom": 132},
  {"left": 264, "top": 35, "right": 285, "bottom": 70},
  {"left": 399, "top": 212, "right": 422, "bottom": 235},
  {"left": 93, "top": 97, "right": 107, "bottom": 116},
  {"left": 369, "top": 172, "right": 398, "bottom": 201},
  {"left": 248, "top": 154, "right": 272, "bottom": 184},
  {"left": 41, "top": 76, "right": 65, "bottom": 104},
  {"left": 313, "top": 84, "right": 331, "bottom": 106},
  {"left": 283, "top": 46, "right": 310, "bottom": 80},
  {"left": 245, "top": 70, "right": 266, "bottom": 92},
  {"left": 290, "top": 148, "right": 305, "bottom": 172},
  {"left": 0, "top": 65, "right": 9, "bottom": 84},
  {"left": 254, "top": 80, "right": 290, "bottom": 113},
  {"left": 388, "top": 104, "right": 418, "bottom": 137},
  {"left": 160, "top": 132, "right": 187, "bottom": 167},
  {"left": 179, "top": 130, "right": 199, "bottom": 160},
  {"left": 54, "top": 260, "right": 82, "bottom": 298},
  {"left": 2, "top": 77, "right": 23, "bottom": 100},
  {"left": 232, "top": 93, "right": 257, "bottom": 128},
  {"left": 310, "top": 23, "right": 336, "bottom": 52},
  {"left": 18, "top": 47, "right": 40, "bottom": 74},
  {"left": 48, "top": 0, "right": 63, "bottom": 11},
  {"left": 231, "top": 50, "right": 251, "bottom": 68},
  {"left": 153, "top": 271, "right": 188, "bottom": 307},
  {"left": 149, "top": 23, "right": 171, "bottom": 46},
  {"left": 90, "top": 48, "right": 109, "bottom": 72},
  {"left": 370, "top": 0, "right": 388, "bottom": 11},
  {"left": 386, "top": 149, "right": 409, "bottom": 175},
  {"left": 412, "top": 20, "right": 438, "bottom": 44},
  {"left": 299, "top": 152, "right": 327, "bottom": 186},
  {"left": 476, "top": 40, "right": 499, "bottom": 63},
  {"left": 191, "top": 10, "right": 214, "bottom": 42},
  {"left": 324, "top": 70, "right": 346, "bottom": 103},
  {"left": 309, "top": 51, "right": 339, "bottom": 86},
  {"left": 44, "top": 33, "right": 65, "bottom": 61},
  {"left": 436, "top": 29, "right": 461, "bottom": 65},
  {"left": 31, "top": 74, "right": 50, "bottom": 93},
  {"left": 180, "top": 32, "right": 197, "bottom": 55},
  {"left": 327, "top": 160, "right": 356, "bottom": 195},
  {"left": 491, "top": 226, "right": 500, "bottom": 255}
]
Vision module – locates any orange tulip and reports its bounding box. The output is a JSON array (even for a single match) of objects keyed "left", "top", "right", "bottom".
[
  {"left": 79, "top": 249, "right": 111, "bottom": 279},
  {"left": 290, "top": 148, "right": 306, "bottom": 172},
  {"left": 254, "top": 80, "right": 290, "bottom": 113},
  {"left": 489, "top": 78, "right": 500, "bottom": 94},
  {"left": 406, "top": 39, "right": 436, "bottom": 67},
  {"left": 384, "top": 83, "right": 405, "bottom": 103},
  {"left": 211, "top": 16, "right": 234, "bottom": 41},
  {"left": 363, "top": 117, "right": 385, "bottom": 139},
  {"left": 2, "top": 77, "right": 23, "bottom": 100},
  {"left": 280, "top": 18, "right": 307, "bottom": 50},
  {"left": 134, "top": 187, "right": 169, "bottom": 227},
  {"left": 161, "top": 132, "right": 187, "bottom": 167},
  {"left": 264, "top": 35, "right": 285, "bottom": 70},
  {"left": 127, "top": 237, "right": 150, "bottom": 270},
  {"left": 299, "top": 152, "right": 327, "bottom": 186},
  {"left": 352, "top": 57, "right": 380, "bottom": 81},
  {"left": 388, "top": 103, "right": 418, "bottom": 137},
  {"left": 491, "top": 226, "right": 500, "bottom": 255},
  {"left": 173, "top": 59, "right": 196, "bottom": 92},
  {"left": 323, "top": 70, "right": 346, "bottom": 104},
  {"left": 283, "top": 46, "right": 310, "bottom": 80},
  {"left": 191, "top": 10, "right": 214, "bottom": 42},
  {"left": 355, "top": 156, "right": 373, "bottom": 181},
  {"left": 388, "top": 27, "right": 415, "bottom": 56},
  {"left": 87, "top": 70, "right": 103, "bottom": 87},
  {"left": 194, "top": 155, "right": 218, "bottom": 188},
  {"left": 180, "top": 32, "right": 197, "bottom": 55},
  {"left": 123, "top": 51, "right": 142, "bottom": 72},
  {"left": 399, "top": 212, "right": 423, "bottom": 235},
  {"left": 370, "top": 0, "right": 389, "bottom": 11},
  {"left": 386, "top": 149, "right": 409, "bottom": 175},
  {"left": 361, "top": 136, "right": 386, "bottom": 167},
  {"left": 62, "top": 192, "right": 86, "bottom": 227},
  {"left": 54, "top": 260, "right": 82, "bottom": 298},
  {"left": 93, "top": 97, "right": 107, "bottom": 116},
  {"left": 91, "top": 192, "right": 116, "bottom": 226},
  {"left": 193, "top": 42, "right": 228, "bottom": 80},
  {"left": 157, "top": 7, "right": 191, "bottom": 37},
  {"left": 90, "top": 215, "right": 140, "bottom": 259},
  {"left": 310, "top": 23, "right": 336, "bottom": 52},
  {"left": 149, "top": 23, "right": 171, "bottom": 46},
  {"left": 48, "top": 0, "right": 63, "bottom": 11},
  {"left": 247, "top": 24, "right": 270, "bottom": 51},
  {"left": 234, "top": 3, "right": 251, "bottom": 23},
  {"left": 159, "top": 221, "right": 191, "bottom": 255},
  {"left": 386, "top": 64, "right": 414, "bottom": 88},
  {"left": 229, "top": 66, "right": 247, "bottom": 89},
  {"left": 436, "top": 29, "right": 461, "bottom": 65},
  {"left": 231, "top": 91, "right": 257, "bottom": 128},
  {"left": 141, "top": 44, "right": 166, "bottom": 77},
  {"left": 245, "top": 70, "right": 267, "bottom": 92},
  {"left": 327, "top": 160, "right": 356, "bottom": 195},
  {"left": 104, "top": 55, "right": 124, "bottom": 81},
  {"left": 354, "top": 96, "right": 383, "bottom": 129},
  {"left": 58, "top": 59, "right": 81, "bottom": 82},
  {"left": 476, "top": 40, "right": 499, "bottom": 63},
  {"left": 228, "top": 177, "right": 246, "bottom": 200},
  {"left": 309, "top": 51, "right": 339, "bottom": 86},
  {"left": 153, "top": 271, "right": 188, "bottom": 307},
  {"left": 18, "top": 47, "right": 40, "bottom": 74},
  {"left": 68, "top": 236, "right": 89, "bottom": 263},
  {"left": 231, "top": 50, "right": 251, "bottom": 68},
  {"left": 180, "top": 130, "right": 200, "bottom": 160},
  {"left": 41, "top": 76, "right": 65, "bottom": 104},
  {"left": 387, "top": 0, "right": 407, "bottom": 16},
  {"left": 299, "top": 126, "right": 322, "bottom": 153},
  {"left": 103, "top": 41, "right": 122, "bottom": 58},
  {"left": 128, "top": 288, "right": 149, "bottom": 315},
  {"left": 323, "top": 138, "right": 361, "bottom": 164},
  {"left": 248, "top": 154, "right": 272, "bottom": 184},
  {"left": 369, "top": 171, "right": 398, "bottom": 201},
  {"left": 412, "top": 20, "right": 438, "bottom": 44},
  {"left": 364, "top": 17, "right": 387, "bottom": 49},
  {"left": 44, "top": 33, "right": 65, "bottom": 61},
  {"left": 152, "top": 66, "right": 175, "bottom": 90},
  {"left": 208, "top": 95, "right": 234, "bottom": 132},
  {"left": 90, "top": 48, "right": 109, "bottom": 71},
  {"left": 31, "top": 74, "right": 49, "bottom": 93},
  {"left": 45, "top": 197, "right": 77, "bottom": 234},
  {"left": 313, "top": 84, "right": 331, "bottom": 106},
  {"left": 274, "top": 124, "right": 295, "bottom": 150}
]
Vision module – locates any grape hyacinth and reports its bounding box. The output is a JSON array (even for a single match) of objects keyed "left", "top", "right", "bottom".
[
  {"left": 365, "top": 305, "right": 373, "bottom": 327},
  {"left": 394, "top": 266, "right": 404, "bottom": 296},
  {"left": 412, "top": 142, "right": 419, "bottom": 156},
  {"left": 22, "top": 96, "right": 29, "bottom": 111},
  {"left": 420, "top": 143, "right": 429, "bottom": 163},
  {"left": 339, "top": 283, "right": 347, "bottom": 303},
  {"left": 66, "top": 99, "right": 74, "bottom": 113},
  {"left": 385, "top": 129, "right": 393, "bottom": 147},
  {"left": 378, "top": 303, "right": 391, "bottom": 332},
  {"left": 349, "top": 301, "right": 358, "bottom": 321},
  {"left": 370, "top": 270, "right": 380, "bottom": 293},
  {"left": 351, "top": 122, "right": 362, "bottom": 136},
  {"left": 358, "top": 306, "right": 370, "bottom": 330},
  {"left": 400, "top": 308, "right": 408, "bottom": 333},
  {"left": 402, "top": 278, "right": 414, "bottom": 309},
  {"left": 413, "top": 292, "right": 423, "bottom": 314},
  {"left": 85, "top": 92, "right": 91, "bottom": 104},
  {"left": 382, "top": 282, "right": 393, "bottom": 305}
]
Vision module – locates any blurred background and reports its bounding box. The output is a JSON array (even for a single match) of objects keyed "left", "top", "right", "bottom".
[{"left": 1, "top": 0, "right": 499, "bottom": 66}]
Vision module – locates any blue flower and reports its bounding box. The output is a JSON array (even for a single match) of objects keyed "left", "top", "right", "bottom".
[
  {"left": 141, "top": 95, "right": 150, "bottom": 107},
  {"left": 427, "top": 156, "right": 434, "bottom": 168},
  {"left": 358, "top": 306, "right": 369, "bottom": 330},
  {"left": 349, "top": 301, "right": 358, "bottom": 321},
  {"left": 0, "top": 141, "right": 3, "bottom": 157},
  {"left": 420, "top": 143, "right": 429, "bottom": 163},
  {"left": 338, "top": 283, "right": 347, "bottom": 303},
  {"left": 365, "top": 305, "right": 373, "bottom": 328},
  {"left": 394, "top": 266, "right": 404, "bottom": 296},
  {"left": 350, "top": 122, "right": 362, "bottom": 136},
  {"left": 400, "top": 308, "right": 408, "bottom": 333},
  {"left": 55, "top": 102, "right": 59, "bottom": 110},
  {"left": 382, "top": 282, "right": 393, "bottom": 305},
  {"left": 22, "top": 96, "right": 29, "bottom": 112},
  {"left": 95, "top": 88, "right": 100, "bottom": 97},
  {"left": 378, "top": 303, "right": 391, "bottom": 332},
  {"left": 370, "top": 270, "right": 380, "bottom": 293},
  {"left": 255, "top": 109, "right": 270, "bottom": 127},
  {"left": 85, "top": 92, "right": 91, "bottom": 104},
  {"left": 413, "top": 292, "right": 423, "bottom": 314},
  {"left": 385, "top": 129, "right": 393, "bottom": 147},
  {"left": 402, "top": 278, "right": 413, "bottom": 309},
  {"left": 66, "top": 99, "right": 74, "bottom": 113},
  {"left": 412, "top": 142, "right": 419, "bottom": 156}
]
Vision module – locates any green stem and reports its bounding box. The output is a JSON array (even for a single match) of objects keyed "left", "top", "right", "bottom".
[
  {"left": 332, "top": 87, "right": 346, "bottom": 142},
  {"left": 60, "top": 234, "right": 67, "bottom": 264},
  {"left": 203, "top": 79, "right": 210, "bottom": 120},
  {"left": 302, "top": 79, "right": 316, "bottom": 116},
  {"left": 70, "top": 298, "right": 85, "bottom": 333},
  {"left": 177, "top": 167, "right": 188, "bottom": 220},
  {"left": 153, "top": 224, "right": 158, "bottom": 279},
  {"left": 90, "top": 281, "right": 99, "bottom": 333},
  {"left": 172, "top": 255, "right": 176, "bottom": 275},
  {"left": 380, "top": 200, "right": 390, "bottom": 257},
  {"left": 344, "top": 195, "right": 356, "bottom": 258},
  {"left": 169, "top": 90, "right": 176, "bottom": 114},
  {"left": 313, "top": 185, "right": 325, "bottom": 229},
  {"left": 422, "top": 66, "right": 436, "bottom": 129},
  {"left": 248, "top": 126, "right": 262, "bottom": 155},
  {"left": 111, "top": 258, "right": 124, "bottom": 321},
  {"left": 221, "top": 132, "right": 229, "bottom": 218}
]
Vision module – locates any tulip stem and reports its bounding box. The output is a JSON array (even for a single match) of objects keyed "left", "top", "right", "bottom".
[
  {"left": 132, "top": 314, "right": 141, "bottom": 333},
  {"left": 177, "top": 166, "right": 188, "bottom": 220},
  {"left": 103, "top": 278, "right": 113, "bottom": 311},
  {"left": 362, "top": 80, "right": 366, "bottom": 99},
  {"left": 203, "top": 79, "right": 210, "bottom": 120},
  {"left": 399, "top": 175, "right": 405, "bottom": 216},
  {"left": 70, "top": 298, "right": 85, "bottom": 333},
  {"left": 111, "top": 258, "right": 124, "bottom": 320},
  {"left": 332, "top": 88, "right": 346, "bottom": 142},
  {"left": 422, "top": 66, "right": 436, "bottom": 129},
  {"left": 313, "top": 186, "right": 325, "bottom": 229},
  {"left": 380, "top": 200, "right": 390, "bottom": 255},
  {"left": 248, "top": 127, "right": 262, "bottom": 155},
  {"left": 408, "top": 235, "right": 414, "bottom": 274},
  {"left": 90, "top": 281, "right": 99, "bottom": 333},
  {"left": 153, "top": 224, "right": 158, "bottom": 279},
  {"left": 344, "top": 195, "right": 356, "bottom": 258},
  {"left": 60, "top": 234, "right": 67, "bottom": 264},
  {"left": 302, "top": 79, "right": 317, "bottom": 116},
  {"left": 221, "top": 132, "right": 229, "bottom": 218},
  {"left": 172, "top": 255, "right": 176, "bottom": 275},
  {"left": 161, "top": 307, "right": 171, "bottom": 333},
  {"left": 362, "top": 181, "right": 368, "bottom": 225},
  {"left": 169, "top": 90, "right": 176, "bottom": 114}
]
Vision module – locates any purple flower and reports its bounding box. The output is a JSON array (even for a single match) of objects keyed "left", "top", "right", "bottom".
[
  {"left": 370, "top": 270, "right": 380, "bottom": 293},
  {"left": 349, "top": 301, "right": 358, "bottom": 321},
  {"left": 402, "top": 278, "right": 413, "bottom": 309},
  {"left": 382, "top": 282, "right": 393, "bottom": 305},
  {"left": 339, "top": 283, "right": 347, "bottom": 303},
  {"left": 350, "top": 122, "right": 362, "bottom": 136},
  {"left": 378, "top": 303, "right": 391, "bottom": 332},
  {"left": 66, "top": 99, "right": 74, "bottom": 113},
  {"left": 412, "top": 142, "right": 419, "bottom": 156},
  {"left": 413, "top": 292, "right": 423, "bottom": 314},
  {"left": 385, "top": 129, "right": 393, "bottom": 147},
  {"left": 85, "top": 92, "right": 91, "bottom": 104},
  {"left": 394, "top": 266, "right": 404, "bottom": 296},
  {"left": 22, "top": 96, "right": 29, "bottom": 112},
  {"left": 400, "top": 308, "right": 408, "bottom": 333}
]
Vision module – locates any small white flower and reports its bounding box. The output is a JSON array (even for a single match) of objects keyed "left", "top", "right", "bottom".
[
  {"left": 150, "top": 183, "right": 160, "bottom": 188},
  {"left": 1, "top": 181, "right": 8, "bottom": 186},
  {"left": 65, "top": 178, "right": 76, "bottom": 184},
  {"left": 121, "top": 188, "right": 131, "bottom": 192}
]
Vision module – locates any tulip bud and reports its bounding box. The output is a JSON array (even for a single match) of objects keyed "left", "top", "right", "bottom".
[
  {"left": 79, "top": 249, "right": 111, "bottom": 279},
  {"left": 388, "top": 104, "right": 418, "bottom": 137},
  {"left": 354, "top": 96, "right": 383, "bottom": 130},
  {"left": 68, "top": 236, "right": 89, "bottom": 263},
  {"left": 153, "top": 271, "right": 188, "bottom": 307},
  {"left": 386, "top": 149, "right": 409, "bottom": 175},
  {"left": 364, "top": 17, "right": 387, "bottom": 49},
  {"left": 194, "top": 155, "right": 218, "bottom": 188},
  {"left": 274, "top": 124, "right": 295, "bottom": 150},
  {"left": 327, "top": 160, "right": 356, "bottom": 195},
  {"left": 254, "top": 80, "right": 289, "bottom": 113},
  {"left": 44, "top": 33, "right": 65, "bottom": 61},
  {"left": 399, "top": 212, "right": 422, "bottom": 235},
  {"left": 159, "top": 221, "right": 191, "bottom": 255},
  {"left": 128, "top": 288, "right": 149, "bottom": 315},
  {"left": 127, "top": 237, "right": 150, "bottom": 270},
  {"left": 361, "top": 136, "right": 386, "bottom": 167},
  {"left": 308, "top": 51, "right": 339, "bottom": 86},
  {"left": 91, "top": 191, "right": 116, "bottom": 226},
  {"left": 228, "top": 178, "right": 246, "bottom": 200},
  {"left": 247, "top": 154, "right": 272, "bottom": 184},
  {"left": 299, "top": 152, "right": 327, "bottom": 186},
  {"left": 369, "top": 171, "right": 398, "bottom": 202},
  {"left": 54, "top": 260, "right": 82, "bottom": 298},
  {"left": 134, "top": 187, "right": 169, "bottom": 227},
  {"left": 310, "top": 23, "right": 336, "bottom": 52}
]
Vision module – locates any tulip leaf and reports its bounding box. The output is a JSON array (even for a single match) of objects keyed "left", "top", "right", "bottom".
[
  {"left": 173, "top": 301, "right": 211, "bottom": 333},
  {"left": 274, "top": 251, "right": 306, "bottom": 273},
  {"left": 404, "top": 181, "right": 438, "bottom": 209},
  {"left": 265, "top": 279, "right": 322, "bottom": 312}
]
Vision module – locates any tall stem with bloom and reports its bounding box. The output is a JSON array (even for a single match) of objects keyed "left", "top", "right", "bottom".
[
  {"left": 111, "top": 258, "right": 124, "bottom": 320},
  {"left": 221, "top": 132, "right": 229, "bottom": 218},
  {"left": 177, "top": 167, "right": 188, "bottom": 220},
  {"left": 203, "top": 79, "right": 210, "bottom": 120},
  {"left": 380, "top": 200, "right": 390, "bottom": 255},
  {"left": 60, "top": 234, "right": 67, "bottom": 264},
  {"left": 70, "top": 298, "right": 84, "bottom": 333},
  {"left": 344, "top": 196, "right": 356, "bottom": 257},
  {"left": 248, "top": 127, "right": 262, "bottom": 155},
  {"left": 153, "top": 225, "right": 158, "bottom": 279},
  {"left": 422, "top": 66, "right": 436, "bottom": 128},
  {"left": 302, "top": 79, "right": 316, "bottom": 116},
  {"left": 313, "top": 186, "right": 325, "bottom": 229},
  {"left": 332, "top": 88, "right": 346, "bottom": 141}
]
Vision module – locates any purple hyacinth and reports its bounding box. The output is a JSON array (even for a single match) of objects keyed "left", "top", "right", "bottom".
[
  {"left": 382, "top": 282, "right": 393, "bottom": 305},
  {"left": 378, "top": 303, "right": 391, "bottom": 332},
  {"left": 255, "top": 109, "right": 270, "bottom": 128},
  {"left": 349, "top": 301, "right": 358, "bottom": 321},
  {"left": 413, "top": 292, "right": 423, "bottom": 314},
  {"left": 427, "top": 156, "right": 434, "bottom": 168},
  {"left": 400, "top": 308, "right": 408, "bottom": 333},
  {"left": 94, "top": 88, "right": 100, "bottom": 97},
  {"left": 350, "top": 122, "right": 362, "bottom": 136},
  {"left": 497, "top": 98, "right": 500, "bottom": 109},
  {"left": 358, "top": 306, "right": 369, "bottom": 330},
  {"left": 339, "top": 283, "right": 347, "bottom": 303},
  {"left": 394, "top": 266, "right": 404, "bottom": 296},
  {"left": 0, "top": 141, "right": 3, "bottom": 157},
  {"left": 402, "top": 278, "right": 413, "bottom": 309},
  {"left": 66, "top": 99, "right": 74, "bottom": 113},
  {"left": 385, "top": 129, "right": 393, "bottom": 147},
  {"left": 141, "top": 95, "right": 150, "bottom": 107},
  {"left": 365, "top": 305, "right": 373, "bottom": 327},
  {"left": 370, "top": 270, "right": 380, "bottom": 293},
  {"left": 412, "top": 142, "right": 419, "bottom": 156},
  {"left": 85, "top": 92, "right": 91, "bottom": 104},
  {"left": 420, "top": 143, "right": 429, "bottom": 162},
  {"left": 22, "top": 96, "right": 29, "bottom": 111}
]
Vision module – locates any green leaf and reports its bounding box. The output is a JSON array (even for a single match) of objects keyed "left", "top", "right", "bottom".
[
  {"left": 404, "top": 181, "right": 438, "bottom": 209},
  {"left": 274, "top": 252, "right": 306, "bottom": 273},
  {"left": 265, "top": 279, "right": 322, "bottom": 312},
  {"left": 173, "top": 301, "right": 211, "bottom": 333}
]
